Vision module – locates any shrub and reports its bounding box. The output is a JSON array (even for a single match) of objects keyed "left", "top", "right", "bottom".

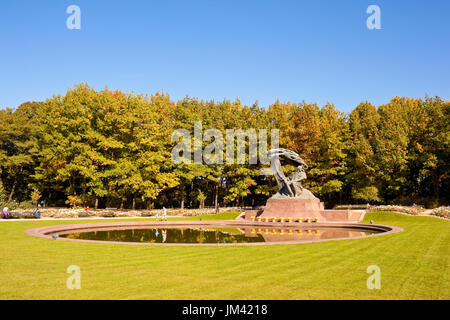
[
  {"left": 11, "top": 211, "right": 35, "bottom": 219},
  {"left": 197, "top": 190, "right": 206, "bottom": 209},
  {"left": 41, "top": 209, "right": 79, "bottom": 219},
  {"left": 351, "top": 186, "right": 381, "bottom": 203},
  {"left": 17, "top": 201, "right": 33, "bottom": 209},
  {"left": 101, "top": 211, "right": 117, "bottom": 217},
  {"left": 431, "top": 207, "right": 450, "bottom": 219},
  {"left": 0, "top": 200, "right": 18, "bottom": 210},
  {"left": 31, "top": 189, "right": 41, "bottom": 206},
  {"left": 77, "top": 211, "right": 95, "bottom": 218},
  {"left": 1, "top": 200, "right": 33, "bottom": 211},
  {"left": 140, "top": 211, "right": 154, "bottom": 217},
  {"left": 66, "top": 195, "right": 83, "bottom": 208}
]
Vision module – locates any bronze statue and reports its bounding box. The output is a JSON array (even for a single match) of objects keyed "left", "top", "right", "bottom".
[{"left": 267, "top": 148, "right": 317, "bottom": 199}]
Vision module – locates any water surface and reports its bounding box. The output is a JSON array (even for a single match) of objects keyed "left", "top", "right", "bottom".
[{"left": 59, "top": 226, "right": 381, "bottom": 244}]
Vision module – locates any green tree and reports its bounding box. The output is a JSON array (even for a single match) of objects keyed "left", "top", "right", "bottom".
[
  {"left": 308, "top": 103, "right": 349, "bottom": 202},
  {"left": 0, "top": 102, "right": 40, "bottom": 202},
  {"left": 347, "top": 102, "right": 381, "bottom": 202}
]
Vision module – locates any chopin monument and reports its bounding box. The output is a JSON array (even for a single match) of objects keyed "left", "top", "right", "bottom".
[
  {"left": 267, "top": 148, "right": 317, "bottom": 200},
  {"left": 246, "top": 148, "right": 362, "bottom": 222}
]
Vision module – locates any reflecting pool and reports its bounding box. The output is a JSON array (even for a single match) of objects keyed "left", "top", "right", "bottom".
[{"left": 58, "top": 226, "right": 381, "bottom": 244}]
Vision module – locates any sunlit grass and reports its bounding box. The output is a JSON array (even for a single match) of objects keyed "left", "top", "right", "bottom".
[{"left": 0, "top": 211, "right": 448, "bottom": 299}]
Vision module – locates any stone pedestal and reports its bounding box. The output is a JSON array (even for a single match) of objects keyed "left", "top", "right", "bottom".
[
  {"left": 258, "top": 198, "right": 324, "bottom": 219},
  {"left": 243, "top": 199, "right": 363, "bottom": 222},
  {"left": 319, "top": 210, "right": 364, "bottom": 222}
]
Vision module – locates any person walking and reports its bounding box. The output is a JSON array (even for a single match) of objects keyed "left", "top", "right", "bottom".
[{"left": 163, "top": 206, "right": 167, "bottom": 221}]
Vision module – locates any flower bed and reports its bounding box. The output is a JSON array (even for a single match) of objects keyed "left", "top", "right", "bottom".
[
  {"left": 430, "top": 207, "right": 450, "bottom": 219},
  {"left": 5, "top": 207, "right": 239, "bottom": 219},
  {"left": 368, "top": 205, "right": 425, "bottom": 215}
]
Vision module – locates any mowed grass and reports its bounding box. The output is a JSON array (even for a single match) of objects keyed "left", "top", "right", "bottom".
[{"left": 0, "top": 211, "right": 448, "bottom": 299}]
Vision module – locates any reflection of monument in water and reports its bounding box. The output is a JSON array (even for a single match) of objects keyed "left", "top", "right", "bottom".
[
  {"left": 245, "top": 149, "right": 364, "bottom": 222},
  {"left": 241, "top": 227, "right": 367, "bottom": 242}
]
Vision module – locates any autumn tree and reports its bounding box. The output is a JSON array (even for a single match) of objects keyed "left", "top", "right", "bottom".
[
  {"left": 347, "top": 102, "right": 381, "bottom": 203},
  {"left": 2, "top": 83, "right": 448, "bottom": 209},
  {"left": 0, "top": 102, "right": 40, "bottom": 202}
]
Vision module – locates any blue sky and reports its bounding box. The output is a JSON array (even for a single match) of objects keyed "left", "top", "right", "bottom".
[{"left": 1, "top": 0, "right": 449, "bottom": 112}]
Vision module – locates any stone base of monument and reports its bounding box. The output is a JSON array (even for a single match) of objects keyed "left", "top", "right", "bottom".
[
  {"left": 319, "top": 209, "right": 364, "bottom": 222},
  {"left": 244, "top": 198, "right": 364, "bottom": 222},
  {"left": 261, "top": 198, "right": 324, "bottom": 218}
]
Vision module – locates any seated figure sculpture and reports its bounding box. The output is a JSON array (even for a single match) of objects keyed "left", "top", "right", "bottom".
[{"left": 266, "top": 148, "right": 318, "bottom": 200}]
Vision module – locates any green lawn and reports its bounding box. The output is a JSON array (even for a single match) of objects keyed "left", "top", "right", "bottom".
[{"left": 0, "top": 211, "right": 448, "bottom": 299}]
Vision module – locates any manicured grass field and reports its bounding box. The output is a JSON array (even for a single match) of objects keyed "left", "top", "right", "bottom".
[{"left": 0, "top": 211, "right": 448, "bottom": 299}]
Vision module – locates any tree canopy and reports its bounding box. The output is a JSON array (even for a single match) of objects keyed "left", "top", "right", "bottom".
[{"left": 0, "top": 84, "right": 448, "bottom": 209}]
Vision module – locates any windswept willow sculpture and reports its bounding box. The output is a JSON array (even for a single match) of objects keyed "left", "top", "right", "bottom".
[{"left": 267, "top": 148, "right": 317, "bottom": 199}]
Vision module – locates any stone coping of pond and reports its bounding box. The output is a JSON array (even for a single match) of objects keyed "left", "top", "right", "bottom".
[
  {"left": 0, "top": 216, "right": 180, "bottom": 222},
  {"left": 24, "top": 220, "right": 403, "bottom": 246}
]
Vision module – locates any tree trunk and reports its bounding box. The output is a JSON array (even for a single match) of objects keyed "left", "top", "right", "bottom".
[
  {"left": 120, "top": 199, "right": 124, "bottom": 210},
  {"left": 189, "top": 180, "right": 193, "bottom": 208},
  {"left": 206, "top": 181, "right": 209, "bottom": 206},
  {"left": 82, "top": 177, "right": 87, "bottom": 195},
  {"left": 432, "top": 168, "right": 439, "bottom": 199},
  {"left": 8, "top": 176, "right": 18, "bottom": 202},
  {"left": 71, "top": 176, "right": 77, "bottom": 195},
  {"left": 189, "top": 181, "right": 194, "bottom": 209},
  {"left": 180, "top": 185, "right": 185, "bottom": 209},
  {"left": 132, "top": 196, "right": 136, "bottom": 210},
  {"left": 214, "top": 182, "right": 219, "bottom": 211},
  {"left": 95, "top": 198, "right": 99, "bottom": 210}
]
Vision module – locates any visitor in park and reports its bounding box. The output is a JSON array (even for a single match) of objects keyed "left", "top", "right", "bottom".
[
  {"left": 155, "top": 212, "right": 160, "bottom": 221},
  {"left": 163, "top": 206, "right": 167, "bottom": 221},
  {"left": 85, "top": 206, "right": 90, "bottom": 212},
  {"left": 33, "top": 207, "right": 40, "bottom": 219},
  {"left": 1, "top": 207, "right": 11, "bottom": 219}
]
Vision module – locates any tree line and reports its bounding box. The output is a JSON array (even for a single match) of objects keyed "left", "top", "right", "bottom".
[{"left": 0, "top": 84, "right": 448, "bottom": 209}]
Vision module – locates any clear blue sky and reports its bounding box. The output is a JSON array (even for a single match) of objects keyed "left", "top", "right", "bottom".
[{"left": 1, "top": 0, "right": 449, "bottom": 112}]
